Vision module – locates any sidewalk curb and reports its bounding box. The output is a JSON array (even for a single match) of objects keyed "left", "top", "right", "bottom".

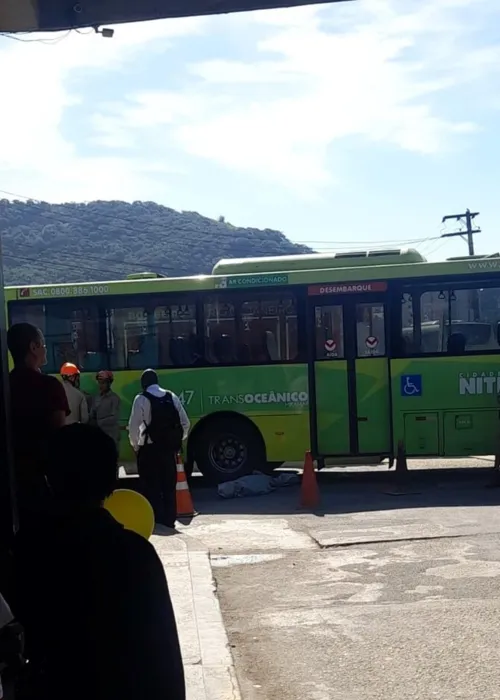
[{"left": 154, "top": 532, "right": 241, "bottom": 700}]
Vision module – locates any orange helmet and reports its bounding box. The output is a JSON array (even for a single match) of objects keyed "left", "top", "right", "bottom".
[
  {"left": 96, "top": 370, "right": 114, "bottom": 383},
  {"left": 61, "top": 362, "right": 80, "bottom": 377}
]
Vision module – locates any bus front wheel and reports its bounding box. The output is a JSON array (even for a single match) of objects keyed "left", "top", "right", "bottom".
[{"left": 192, "top": 417, "right": 266, "bottom": 484}]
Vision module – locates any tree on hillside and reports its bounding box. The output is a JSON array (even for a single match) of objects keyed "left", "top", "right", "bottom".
[{"left": 0, "top": 200, "right": 312, "bottom": 285}]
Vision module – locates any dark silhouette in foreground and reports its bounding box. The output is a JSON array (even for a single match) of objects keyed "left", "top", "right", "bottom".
[{"left": 13, "top": 424, "right": 185, "bottom": 700}]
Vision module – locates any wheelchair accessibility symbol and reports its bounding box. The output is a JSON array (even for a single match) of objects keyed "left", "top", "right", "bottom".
[{"left": 401, "top": 374, "right": 422, "bottom": 397}]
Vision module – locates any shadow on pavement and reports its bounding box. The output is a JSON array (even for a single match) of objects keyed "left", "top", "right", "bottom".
[
  {"left": 117, "top": 466, "right": 500, "bottom": 517},
  {"left": 183, "top": 467, "right": 500, "bottom": 516}
]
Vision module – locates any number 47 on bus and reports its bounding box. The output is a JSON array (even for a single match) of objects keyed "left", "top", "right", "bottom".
[{"left": 178, "top": 390, "right": 195, "bottom": 406}]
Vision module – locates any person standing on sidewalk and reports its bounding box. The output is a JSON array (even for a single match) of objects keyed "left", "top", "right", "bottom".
[
  {"left": 60, "top": 363, "right": 89, "bottom": 426},
  {"left": 128, "top": 369, "right": 190, "bottom": 530},
  {"left": 7, "top": 323, "right": 69, "bottom": 521},
  {"left": 90, "top": 371, "right": 121, "bottom": 452}
]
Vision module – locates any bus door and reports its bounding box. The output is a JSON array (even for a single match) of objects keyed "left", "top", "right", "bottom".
[{"left": 309, "top": 292, "right": 391, "bottom": 457}]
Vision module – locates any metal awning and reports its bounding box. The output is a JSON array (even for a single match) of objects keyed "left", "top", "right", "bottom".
[{"left": 0, "top": 0, "right": 353, "bottom": 33}]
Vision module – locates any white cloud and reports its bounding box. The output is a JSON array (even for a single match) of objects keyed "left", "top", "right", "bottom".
[
  {"left": 84, "top": 0, "right": 500, "bottom": 198},
  {"left": 168, "top": 0, "right": 494, "bottom": 191},
  {"left": 0, "top": 17, "right": 205, "bottom": 200},
  {"left": 246, "top": 4, "right": 323, "bottom": 28},
  {"left": 188, "top": 59, "right": 297, "bottom": 84},
  {"left": 0, "top": 0, "right": 499, "bottom": 202}
]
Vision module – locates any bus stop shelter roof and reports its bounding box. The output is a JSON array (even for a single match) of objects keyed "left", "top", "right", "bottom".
[{"left": 0, "top": 0, "right": 352, "bottom": 32}]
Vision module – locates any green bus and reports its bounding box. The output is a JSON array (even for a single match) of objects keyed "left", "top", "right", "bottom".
[{"left": 6, "top": 248, "right": 500, "bottom": 482}]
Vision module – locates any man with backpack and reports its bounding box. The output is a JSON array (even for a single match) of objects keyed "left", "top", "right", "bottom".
[{"left": 128, "top": 369, "right": 190, "bottom": 530}]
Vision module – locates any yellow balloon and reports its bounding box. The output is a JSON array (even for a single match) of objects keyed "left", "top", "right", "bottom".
[{"left": 104, "top": 489, "right": 155, "bottom": 540}]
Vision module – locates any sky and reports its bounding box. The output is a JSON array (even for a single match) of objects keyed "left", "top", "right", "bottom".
[{"left": 0, "top": 0, "right": 500, "bottom": 260}]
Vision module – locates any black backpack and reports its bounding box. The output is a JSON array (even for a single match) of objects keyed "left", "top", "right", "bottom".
[{"left": 143, "top": 391, "right": 183, "bottom": 452}]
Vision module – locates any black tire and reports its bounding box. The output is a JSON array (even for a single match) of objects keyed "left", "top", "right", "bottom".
[{"left": 192, "top": 416, "right": 265, "bottom": 484}]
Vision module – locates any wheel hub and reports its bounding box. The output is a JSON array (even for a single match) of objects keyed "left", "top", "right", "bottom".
[
  {"left": 223, "top": 445, "right": 236, "bottom": 460},
  {"left": 209, "top": 434, "right": 247, "bottom": 474}
]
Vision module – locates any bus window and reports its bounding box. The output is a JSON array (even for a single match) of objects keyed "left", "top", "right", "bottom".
[
  {"left": 63, "top": 308, "right": 102, "bottom": 372},
  {"left": 408, "top": 286, "right": 500, "bottom": 354},
  {"left": 315, "top": 305, "right": 344, "bottom": 359},
  {"left": 22, "top": 302, "right": 103, "bottom": 374},
  {"left": 204, "top": 296, "right": 237, "bottom": 364},
  {"left": 416, "top": 290, "right": 464, "bottom": 353},
  {"left": 420, "top": 290, "right": 448, "bottom": 333},
  {"left": 239, "top": 295, "right": 298, "bottom": 363},
  {"left": 155, "top": 303, "right": 197, "bottom": 366},
  {"left": 421, "top": 324, "right": 441, "bottom": 352},
  {"left": 9, "top": 303, "right": 46, "bottom": 337},
  {"left": 107, "top": 305, "right": 156, "bottom": 370},
  {"left": 449, "top": 288, "right": 499, "bottom": 350},
  {"left": 356, "top": 303, "right": 385, "bottom": 356}
]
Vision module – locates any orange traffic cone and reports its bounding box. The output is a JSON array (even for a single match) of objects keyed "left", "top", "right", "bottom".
[
  {"left": 300, "top": 451, "right": 320, "bottom": 509},
  {"left": 176, "top": 453, "right": 197, "bottom": 518}
]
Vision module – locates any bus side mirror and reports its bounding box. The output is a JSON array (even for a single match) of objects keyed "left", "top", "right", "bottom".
[{"left": 497, "top": 322, "right": 500, "bottom": 346}]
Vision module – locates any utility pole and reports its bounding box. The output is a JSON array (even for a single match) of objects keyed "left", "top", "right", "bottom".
[
  {"left": 441, "top": 208, "right": 480, "bottom": 256},
  {"left": 441, "top": 208, "right": 481, "bottom": 321}
]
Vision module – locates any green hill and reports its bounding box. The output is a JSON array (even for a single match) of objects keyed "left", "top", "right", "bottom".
[{"left": 0, "top": 199, "right": 312, "bottom": 286}]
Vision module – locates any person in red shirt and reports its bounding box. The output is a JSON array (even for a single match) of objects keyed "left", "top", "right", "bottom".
[{"left": 7, "top": 323, "right": 69, "bottom": 521}]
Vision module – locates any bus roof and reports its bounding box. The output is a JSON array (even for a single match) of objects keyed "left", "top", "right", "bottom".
[
  {"left": 6, "top": 248, "right": 500, "bottom": 302},
  {"left": 212, "top": 248, "right": 426, "bottom": 275}
]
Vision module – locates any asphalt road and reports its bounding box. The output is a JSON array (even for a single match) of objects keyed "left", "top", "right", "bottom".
[
  {"left": 179, "top": 462, "right": 500, "bottom": 700},
  {"left": 120, "top": 455, "right": 496, "bottom": 481}
]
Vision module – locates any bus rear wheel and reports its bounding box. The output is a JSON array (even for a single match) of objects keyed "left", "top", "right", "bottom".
[{"left": 193, "top": 417, "right": 265, "bottom": 484}]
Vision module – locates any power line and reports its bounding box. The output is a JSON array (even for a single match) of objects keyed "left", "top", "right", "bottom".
[
  {"left": 421, "top": 239, "right": 448, "bottom": 259},
  {"left": 313, "top": 237, "right": 440, "bottom": 251},
  {"left": 3, "top": 252, "right": 128, "bottom": 280},
  {"left": 22, "top": 247, "right": 170, "bottom": 275},
  {"left": 0, "top": 31, "right": 71, "bottom": 44},
  {"left": 298, "top": 237, "right": 437, "bottom": 246}
]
